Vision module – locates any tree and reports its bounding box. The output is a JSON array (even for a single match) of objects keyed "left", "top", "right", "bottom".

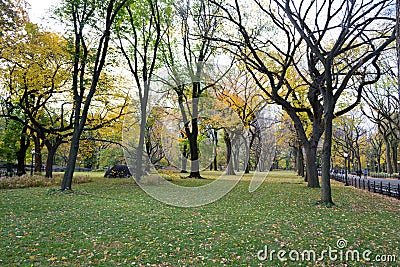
[
  {"left": 362, "top": 79, "right": 399, "bottom": 174},
  {"left": 332, "top": 111, "right": 367, "bottom": 173},
  {"left": 277, "top": 0, "right": 396, "bottom": 204},
  {"left": 0, "top": 0, "right": 29, "bottom": 52},
  {"left": 365, "top": 128, "right": 385, "bottom": 173},
  {"left": 0, "top": 118, "right": 25, "bottom": 174},
  {"left": 0, "top": 0, "right": 30, "bottom": 174},
  {"left": 0, "top": 23, "right": 127, "bottom": 178},
  {"left": 214, "top": 67, "right": 270, "bottom": 174},
  {"left": 212, "top": 0, "right": 395, "bottom": 204},
  {"left": 145, "top": 108, "right": 165, "bottom": 166},
  {"left": 115, "top": 0, "right": 170, "bottom": 181},
  {"left": 57, "top": 0, "right": 129, "bottom": 190},
  {"left": 161, "top": 0, "right": 225, "bottom": 178},
  {"left": 210, "top": 0, "right": 323, "bottom": 188},
  {"left": 397, "top": 0, "right": 400, "bottom": 122},
  {"left": 0, "top": 23, "right": 73, "bottom": 177},
  {"left": 277, "top": 112, "right": 305, "bottom": 177}
]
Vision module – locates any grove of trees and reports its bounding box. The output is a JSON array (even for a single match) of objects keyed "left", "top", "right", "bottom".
[{"left": 0, "top": 0, "right": 398, "bottom": 205}]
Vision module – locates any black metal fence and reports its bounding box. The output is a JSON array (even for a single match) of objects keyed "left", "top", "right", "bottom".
[
  {"left": 369, "top": 172, "right": 400, "bottom": 179},
  {"left": 331, "top": 173, "right": 400, "bottom": 200}
]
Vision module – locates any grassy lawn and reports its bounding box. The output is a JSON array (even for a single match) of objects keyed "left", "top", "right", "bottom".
[{"left": 0, "top": 171, "right": 399, "bottom": 266}]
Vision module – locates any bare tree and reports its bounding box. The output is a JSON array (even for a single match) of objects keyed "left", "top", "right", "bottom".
[
  {"left": 365, "top": 128, "right": 385, "bottom": 173},
  {"left": 275, "top": 0, "right": 395, "bottom": 204},
  {"left": 332, "top": 111, "right": 367, "bottom": 173},
  {"left": 211, "top": 0, "right": 395, "bottom": 204},
  {"left": 363, "top": 82, "right": 399, "bottom": 174},
  {"left": 397, "top": 0, "right": 400, "bottom": 122},
  {"left": 214, "top": 67, "right": 268, "bottom": 173},
  {"left": 209, "top": 0, "right": 325, "bottom": 188}
]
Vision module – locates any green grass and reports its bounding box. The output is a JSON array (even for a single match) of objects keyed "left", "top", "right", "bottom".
[{"left": 0, "top": 171, "right": 399, "bottom": 266}]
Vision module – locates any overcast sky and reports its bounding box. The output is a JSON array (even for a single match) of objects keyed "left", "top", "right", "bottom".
[{"left": 27, "top": 0, "right": 61, "bottom": 31}]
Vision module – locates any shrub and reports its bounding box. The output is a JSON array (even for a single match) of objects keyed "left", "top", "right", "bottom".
[
  {"left": 0, "top": 174, "right": 93, "bottom": 189},
  {"left": 104, "top": 165, "right": 132, "bottom": 178}
]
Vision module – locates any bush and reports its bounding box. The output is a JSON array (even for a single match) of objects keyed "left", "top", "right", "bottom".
[{"left": 0, "top": 174, "right": 93, "bottom": 189}]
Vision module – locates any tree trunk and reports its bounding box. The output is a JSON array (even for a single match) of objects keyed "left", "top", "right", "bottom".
[
  {"left": 244, "top": 133, "right": 254, "bottom": 174},
  {"left": 61, "top": 131, "right": 81, "bottom": 190},
  {"left": 185, "top": 94, "right": 201, "bottom": 178},
  {"left": 223, "top": 128, "right": 235, "bottom": 175},
  {"left": 392, "top": 143, "right": 398, "bottom": 173},
  {"left": 213, "top": 129, "right": 218, "bottom": 171},
  {"left": 377, "top": 150, "right": 382, "bottom": 173},
  {"left": 356, "top": 148, "right": 362, "bottom": 173},
  {"left": 178, "top": 94, "right": 201, "bottom": 178},
  {"left": 297, "top": 145, "right": 305, "bottom": 177},
  {"left": 233, "top": 149, "right": 239, "bottom": 171},
  {"left": 45, "top": 145, "right": 57, "bottom": 178},
  {"left": 254, "top": 143, "right": 261, "bottom": 171},
  {"left": 293, "top": 146, "right": 298, "bottom": 171},
  {"left": 16, "top": 126, "right": 29, "bottom": 176},
  {"left": 179, "top": 132, "right": 188, "bottom": 173},
  {"left": 384, "top": 138, "right": 393, "bottom": 174},
  {"left": 135, "top": 105, "right": 147, "bottom": 181},
  {"left": 187, "top": 121, "right": 201, "bottom": 178},
  {"left": 304, "top": 144, "right": 320, "bottom": 188},
  {"left": 181, "top": 144, "right": 188, "bottom": 173},
  {"left": 183, "top": 130, "right": 200, "bottom": 178},
  {"left": 34, "top": 134, "right": 43, "bottom": 172},
  {"left": 397, "top": 0, "right": 400, "bottom": 129},
  {"left": 213, "top": 154, "right": 218, "bottom": 171},
  {"left": 320, "top": 109, "right": 334, "bottom": 205}
]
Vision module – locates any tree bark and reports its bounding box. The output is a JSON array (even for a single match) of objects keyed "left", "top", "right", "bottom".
[
  {"left": 355, "top": 149, "right": 362, "bottom": 173},
  {"left": 181, "top": 136, "right": 188, "bottom": 173},
  {"left": 177, "top": 88, "right": 202, "bottom": 178},
  {"left": 179, "top": 90, "right": 202, "bottom": 179},
  {"left": 297, "top": 145, "right": 305, "bottom": 177},
  {"left": 62, "top": 130, "right": 81, "bottom": 190},
  {"left": 223, "top": 128, "right": 235, "bottom": 175},
  {"left": 244, "top": 132, "right": 255, "bottom": 174},
  {"left": 135, "top": 102, "right": 147, "bottom": 182},
  {"left": 320, "top": 108, "right": 334, "bottom": 205},
  {"left": 392, "top": 142, "right": 398, "bottom": 173},
  {"left": 213, "top": 153, "right": 218, "bottom": 171},
  {"left": 397, "top": 0, "right": 400, "bottom": 127},
  {"left": 16, "top": 126, "right": 29, "bottom": 176},
  {"left": 187, "top": 118, "right": 201, "bottom": 178},
  {"left": 213, "top": 129, "right": 218, "bottom": 171},
  {"left": 304, "top": 143, "right": 320, "bottom": 188},
  {"left": 181, "top": 151, "right": 188, "bottom": 173},
  {"left": 293, "top": 146, "right": 298, "bottom": 171},
  {"left": 33, "top": 134, "right": 42, "bottom": 172},
  {"left": 376, "top": 149, "right": 382, "bottom": 173},
  {"left": 384, "top": 138, "right": 393, "bottom": 174},
  {"left": 244, "top": 146, "right": 250, "bottom": 173},
  {"left": 45, "top": 146, "right": 56, "bottom": 178},
  {"left": 233, "top": 149, "right": 239, "bottom": 171}
]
